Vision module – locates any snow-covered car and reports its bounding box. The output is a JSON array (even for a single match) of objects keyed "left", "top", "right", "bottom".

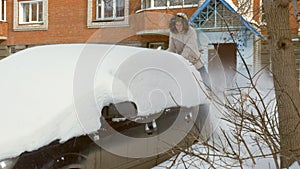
[{"left": 0, "top": 44, "right": 210, "bottom": 169}]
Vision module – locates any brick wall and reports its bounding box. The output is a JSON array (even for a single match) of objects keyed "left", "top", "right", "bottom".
[
  {"left": 1, "top": 0, "right": 171, "bottom": 46},
  {"left": 0, "top": 0, "right": 200, "bottom": 58}
]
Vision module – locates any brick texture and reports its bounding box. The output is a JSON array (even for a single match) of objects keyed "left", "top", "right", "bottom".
[{"left": 1, "top": 0, "right": 191, "bottom": 46}]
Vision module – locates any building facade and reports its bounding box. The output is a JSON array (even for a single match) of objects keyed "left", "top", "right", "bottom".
[
  {"left": 0, "top": 0, "right": 200, "bottom": 59},
  {"left": 191, "top": 0, "right": 300, "bottom": 87},
  {"left": 190, "top": 0, "right": 263, "bottom": 87},
  {"left": 0, "top": 0, "right": 299, "bottom": 84}
]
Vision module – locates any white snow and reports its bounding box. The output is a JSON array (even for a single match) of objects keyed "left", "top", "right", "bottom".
[
  {"left": 225, "top": 0, "right": 259, "bottom": 26},
  {"left": 153, "top": 71, "right": 300, "bottom": 169},
  {"left": 0, "top": 44, "right": 207, "bottom": 161},
  {"left": 224, "top": 0, "right": 238, "bottom": 11},
  {"left": 288, "top": 162, "right": 300, "bottom": 169}
]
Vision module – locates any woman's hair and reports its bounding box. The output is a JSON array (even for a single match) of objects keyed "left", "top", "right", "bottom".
[{"left": 169, "top": 13, "right": 189, "bottom": 34}]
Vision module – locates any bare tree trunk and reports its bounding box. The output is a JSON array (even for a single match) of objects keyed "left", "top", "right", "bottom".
[{"left": 262, "top": 0, "right": 300, "bottom": 167}]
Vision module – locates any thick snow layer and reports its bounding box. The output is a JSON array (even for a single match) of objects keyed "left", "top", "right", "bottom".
[{"left": 0, "top": 44, "right": 206, "bottom": 160}]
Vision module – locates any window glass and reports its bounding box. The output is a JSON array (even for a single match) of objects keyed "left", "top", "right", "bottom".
[
  {"left": 104, "top": 0, "right": 113, "bottom": 18},
  {"left": 184, "top": 0, "right": 198, "bottom": 5},
  {"left": 22, "top": 3, "right": 30, "bottom": 22},
  {"left": 32, "top": 3, "right": 37, "bottom": 21},
  {"left": 97, "top": 0, "right": 102, "bottom": 19},
  {"left": 170, "top": 0, "right": 183, "bottom": 6},
  {"left": 116, "top": 0, "right": 124, "bottom": 17},
  {"left": 142, "top": 0, "right": 151, "bottom": 8},
  {"left": 97, "top": 0, "right": 125, "bottom": 20},
  {"left": 154, "top": 0, "right": 167, "bottom": 7},
  {"left": 38, "top": 2, "right": 43, "bottom": 21},
  {"left": 1, "top": 0, "right": 5, "bottom": 21}
]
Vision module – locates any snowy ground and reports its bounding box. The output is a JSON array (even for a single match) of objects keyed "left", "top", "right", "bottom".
[{"left": 153, "top": 71, "right": 300, "bottom": 169}]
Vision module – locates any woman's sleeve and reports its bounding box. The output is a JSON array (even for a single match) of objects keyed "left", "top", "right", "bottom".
[
  {"left": 167, "top": 33, "right": 176, "bottom": 53},
  {"left": 181, "top": 28, "right": 200, "bottom": 61}
]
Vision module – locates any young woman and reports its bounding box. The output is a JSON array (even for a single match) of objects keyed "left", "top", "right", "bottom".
[{"left": 168, "top": 13, "right": 211, "bottom": 89}]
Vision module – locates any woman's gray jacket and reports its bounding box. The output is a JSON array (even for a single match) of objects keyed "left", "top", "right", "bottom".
[{"left": 167, "top": 26, "right": 203, "bottom": 69}]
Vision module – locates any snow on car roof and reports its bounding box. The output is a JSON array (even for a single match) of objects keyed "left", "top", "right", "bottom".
[{"left": 0, "top": 44, "right": 207, "bottom": 160}]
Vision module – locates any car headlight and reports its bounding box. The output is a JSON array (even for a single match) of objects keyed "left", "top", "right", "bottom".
[{"left": 0, "top": 158, "right": 18, "bottom": 169}]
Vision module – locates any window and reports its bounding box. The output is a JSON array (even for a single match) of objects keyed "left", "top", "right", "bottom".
[
  {"left": 154, "top": 0, "right": 167, "bottom": 7},
  {"left": 142, "top": 0, "right": 151, "bottom": 8},
  {"left": 142, "top": 0, "right": 198, "bottom": 9},
  {"left": 96, "top": 0, "right": 125, "bottom": 20},
  {"left": 19, "top": 0, "right": 43, "bottom": 24},
  {"left": 0, "top": 0, "right": 6, "bottom": 21},
  {"left": 87, "top": 0, "right": 129, "bottom": 28},
  {"left": 169, "top": 0, "right": 182, "bottom": 6},
  {"left": 14, "top": 0, "right": 48, "bottom": 31}
]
